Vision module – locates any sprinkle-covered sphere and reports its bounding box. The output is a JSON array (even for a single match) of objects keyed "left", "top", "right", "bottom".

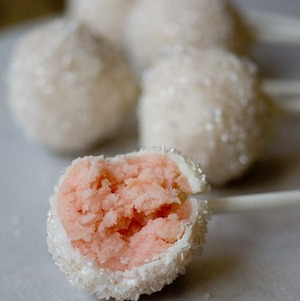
[
  {"left": 139, "top": 48, "right": 278, "bottom": 186},
  {"left": 7, "top": 18, "right": 140, "bottom": 153}
]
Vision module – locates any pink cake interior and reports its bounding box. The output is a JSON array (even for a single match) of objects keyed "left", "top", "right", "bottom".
[{"left": 57, "top": 153, "right": 193, "bottom": 271}]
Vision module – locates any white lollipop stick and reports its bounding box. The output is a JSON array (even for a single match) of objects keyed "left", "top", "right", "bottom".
[
  {"left": 207, "top": 190, "right": 300, "bottom": 214},
  {"left": 262, "top": 79, "right": 300, "bottom": 113},
  {"left": 262, "top": 79, "right": 300, "bottom": 97},
  {"left": 247, "top": 10, "right": 300, "bottom": 45}
]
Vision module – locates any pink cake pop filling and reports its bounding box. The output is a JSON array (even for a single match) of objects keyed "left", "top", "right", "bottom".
[{"left": 57, "top": 154, "right": 193, "bottom": 271}]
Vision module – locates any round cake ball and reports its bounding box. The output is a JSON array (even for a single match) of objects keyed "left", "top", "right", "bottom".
[
  {"left": 139, "top": 48, "right": 279, "bottom": 186},
  {"left": 47, "top": 148, "right": 209, "bottom": 300},
  {"left": 124, "top": 0, "right": 252, "bottom": 75},
  {"left": 7, "top": 18, "right": 140, "bottom": 153},
  {"left": 68, "top": 0, "right": 135, "bottom": 49}
]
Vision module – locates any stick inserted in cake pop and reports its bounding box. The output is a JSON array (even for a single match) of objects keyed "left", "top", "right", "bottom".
[
  {"left": 247, "top": 9, "right": 300, "bottom": 45},
  {"left": 207, "top": 190, "right": 300, "bottom": 214},
  {"left": 262, "top": 79, "right": 300, "bottom": 98}
]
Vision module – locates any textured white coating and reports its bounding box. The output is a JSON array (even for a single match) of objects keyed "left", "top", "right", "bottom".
[
  {"left": 68, "top": 0, "right": 135, "bottom": 49},
  {"left": 7, "top": 18, "right": 140, "bottom": 153},
  {"left": 139, "top": 49, "right": 279, "bottom": 186},
  {"left": 124, "top": 0, "right": 251, "bottom": 75},
  {"left": 47, "top": 148, "right": 210, "bottom": 300}
]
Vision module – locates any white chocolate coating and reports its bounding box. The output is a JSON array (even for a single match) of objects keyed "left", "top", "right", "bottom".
[
  {"left": 7, "top": 18, "right": 140, "bottom": 153},
  {"left": 68, "top": 0, "right": 135, "bottom": 49},
  {"left": 139, "top": 49, "right": 279, "bottom": 186},
  {"left": 124, "top": 0, "right": 251, "bottom": 75},
  {"left": 47, "top": 148, "right": 210, "bottom": 300}
]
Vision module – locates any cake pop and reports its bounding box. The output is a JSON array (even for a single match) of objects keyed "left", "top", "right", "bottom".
[
  {"left": 47, "top": 148, "right": 209, "bottom": 300},
  {"left": 7, "top": 18, "right": 140, "bottom": 153},
  {"left": 47, "top": 147, "right": 300, "bottom": 300},
  {"left": 138, "top": 48, "right": 279, "bottom": 186},
  {"left": 124, "top": 0, "right": 251, "bottom": 75}
]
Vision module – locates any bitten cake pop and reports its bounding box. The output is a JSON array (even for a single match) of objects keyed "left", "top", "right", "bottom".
[
  {"left": 47, "top": 147, "right": 300, "bottom": 300},
  {"left": 7, "top": 18, "right": 139, "bottom": 153},
  {"left": 47, "top": 148, "right": 209, "bottom": 301},
  {"left": 68, "top": 0, "right": 135, "bottom": 50},
  {"left": 124, "top": 0, "right": 251, "bottom": 75},
  {"left": 139, "top": 48, "right": 278, "bottom": 186}
]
